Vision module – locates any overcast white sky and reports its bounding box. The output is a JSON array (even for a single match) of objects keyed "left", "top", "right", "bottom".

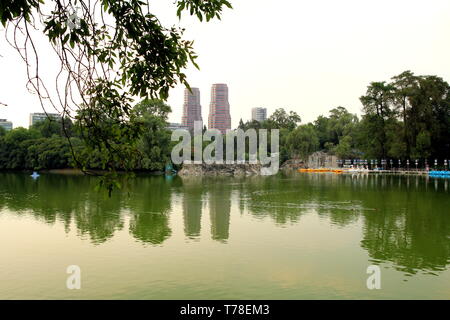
[{"left": 1, "top": 0, "right": 450, "bottom": 128}]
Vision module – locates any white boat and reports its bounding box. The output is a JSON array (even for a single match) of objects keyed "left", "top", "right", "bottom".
[{"left": 346, "top": 167, "right": 369, "bottom": 174}]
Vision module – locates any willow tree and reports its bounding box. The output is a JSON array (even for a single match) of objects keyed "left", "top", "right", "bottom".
[{"left": 0, "top": 0, "right": 232, "bottom": 189}]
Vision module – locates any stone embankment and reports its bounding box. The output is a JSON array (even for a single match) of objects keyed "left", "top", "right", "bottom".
[
  {"left": 279, "top": 159, "right": 306, "bottom": 172},
  {"left": 178, "top": 163, "right": 262, "bottom": 176}
]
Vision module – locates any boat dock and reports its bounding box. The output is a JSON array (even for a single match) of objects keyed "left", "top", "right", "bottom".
[{"left": 298, "top": 168, "right": 437, "bottom": 176}]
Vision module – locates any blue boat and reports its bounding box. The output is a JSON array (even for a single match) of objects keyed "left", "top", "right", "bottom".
[
  {"left": 30, "top": 171, "right": 40, "bottom": 179},
  {"left": 165, "top": 163, "right": 177, "bottom": 175},
  {"left": 429, "top": 171, "right": 450, "bottom": 178}
]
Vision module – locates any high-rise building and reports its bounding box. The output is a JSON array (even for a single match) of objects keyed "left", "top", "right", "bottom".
[
  {"left": 29, "top": 112, "right": 62, "bottom": 127},
  {"left": 251, "top": 107, "right": 267, "bottom": 122},
  {"left": 0, "top": 119, "right": 13, "bottom": 131},
  {"left": 181, "top": 88, "right": 202, "bottom": 131},
  {"left": 208, "top": 84, "right": 231, "bottom": 134}
]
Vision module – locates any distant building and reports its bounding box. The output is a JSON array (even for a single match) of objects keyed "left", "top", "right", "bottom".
[
  {"left": 251, "top": 107, "right": 267, "bottom": 122},
  {"left": 181, "top": 88, "right": 202, "bottom": 131},
  {"left": 167, "top": 122, "right": 189, "bottom": 132},
  {"left": 0, "top": 119, "right": 13, "bottom": 131},
  {"left": 29, "top": 112, "right": 61, "bottom": 127},
  {"left": 208, "top": 84, "right": 231, "bottom": 134}
]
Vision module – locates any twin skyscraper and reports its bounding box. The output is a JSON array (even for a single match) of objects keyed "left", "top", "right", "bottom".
[{"left": 181, "top": 84, "right": 231, "bottom": 134}]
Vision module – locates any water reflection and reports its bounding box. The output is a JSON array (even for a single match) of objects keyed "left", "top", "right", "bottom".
[
  {"left": 0, "top": 172, "right": 449, "bottom": 276},
  {"left": 208, "top": 181, "right": 231, "bottom": 242},
  {"left": 128, "top": 177, "right": 173, "bottom": 245},
  {"left": 0, "top": 173, "right": 124, "bottom": 243},
  {"left": 239, "top": 173, "right": 450, "bottom": 276},
  {"left": 180, "top": 178, "right": 204, "bottom": 239}
]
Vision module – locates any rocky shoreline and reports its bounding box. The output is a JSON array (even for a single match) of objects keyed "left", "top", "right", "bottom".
[{"left": 178, "top": 163, "right": 263, "bottom": 176}]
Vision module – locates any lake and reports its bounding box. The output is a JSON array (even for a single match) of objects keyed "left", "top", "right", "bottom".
[{"left": 0, "top": 172, "right": 449, "bottom": 299}]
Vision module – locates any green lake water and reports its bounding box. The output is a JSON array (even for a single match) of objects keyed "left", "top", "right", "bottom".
[{"left": 0, "top": 172, "right": 449, "bottom": 299}]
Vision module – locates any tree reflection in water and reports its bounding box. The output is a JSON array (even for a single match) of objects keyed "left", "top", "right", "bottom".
[{"left": 0, "top": 172, "right": 449, "bottom": 275}]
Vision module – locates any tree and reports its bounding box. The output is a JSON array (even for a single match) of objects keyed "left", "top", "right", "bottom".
[
  {"left": 1, "top": 0, "right": 233, "bottom": 178},
  {"left": 26, "top": 136, "right": 72, "bottom": 169},
  {"left": 0, "top": 127, "right": 40, "bottom": 169},
  {"left": 31, "top": 118, "right": 74, "bottom": 138},
  {"left": 391, "top": 71, "right": 418, "bottom": 158},
  {"left": 333, "top": 135, "right": 354, "bottom": 159},
  {"left": 328, "top": 107, "right": 358, "bottom": 142},
  {"left": 313, "top": 107, "right": 358, "bottom": 155},
  {"left": 133, "top": 99, "right": 172, "bottom": 171},
  {"left": 357, "top": 72, "right": 450, "bottom": 161},
  {"left": 411, "top": 75, "right": 450, "bottom": 159},
  {"left": 415, "top": 130, "right": 432, "bottom": 159},
  {"left": 314, "top": 115, "right": 331, "bottom": 149},
  {"left": 360, "top": 82, "right": 395, "bottom": 159},
  {"left": 2, "top": 127, "right": 40, "bottom": 144},
  {"left": 238, "top": 119, "right": 262, "bottom": 131},
  {"left": 267, "top": 108, "right": 301, "bottom": 131},
  {"left": 286, "top": 124, "right": 319, "bottom": 159}
]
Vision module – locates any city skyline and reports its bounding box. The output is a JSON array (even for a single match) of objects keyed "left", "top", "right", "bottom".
[
  {"left": 6, "top": 101, "right": 270, "bottom": 132},
  {"left": 2, "top": 1, "right": 450, "bottom": 129}
]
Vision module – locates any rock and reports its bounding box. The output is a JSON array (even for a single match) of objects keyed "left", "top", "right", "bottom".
[
  {"left": 178, "top": 163, "right": 263, "bottom": 176},
  {"left": 306, "top": 152, "right": 338, "bottom": 168},
  {"left": 280, "top": 152, "right": 339, "bottom": 171},
  {"left": 280, "top": 159, "right": 306, "bottom": 171}
]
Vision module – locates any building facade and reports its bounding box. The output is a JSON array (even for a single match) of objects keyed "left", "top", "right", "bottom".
[
  {"left": 29, "top": 112, "right": 62, "bottom": 127},
  {"left": 208, "top": 84, "right": 231, "bottom": 134},
  {"left": 251, "top": 107, "right": 267, "bottom": 122},
  {"left": 0, "top": 119, "right": 13, "bottom": 131},
  {"left": 181, "top": 88, "right": 202, "bottom": 131}
]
